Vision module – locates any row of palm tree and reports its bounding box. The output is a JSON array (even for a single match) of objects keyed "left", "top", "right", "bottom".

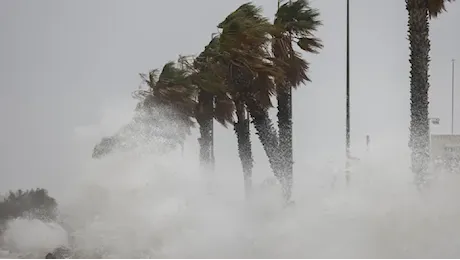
[
  {"left": 92, "top": 0, "right": 456, "bottom": 199},
  {"left": 92, "top": 0, "right": 322, "bottom": 201}
]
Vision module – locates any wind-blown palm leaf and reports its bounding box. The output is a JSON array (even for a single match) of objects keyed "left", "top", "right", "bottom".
[
  {"left": 216, "top": 3, "right": 284, "bottom": 108},
  {"left": 93, "top": 62, "right": 197, "bottom": 159},
  {"left": 428, "top": 0, "right": 455, "bottom": 17},
  {"left": 273, "top": 0, "right": 322, "bottom": 87},
  {"left": 251, "top": 71, "right": 276, "bottom": 108},
  {"left": 213, "top": 93, "right": 235, "bottom": 126},
  {"left": 214, "top": 3, "right": 285, "bottom": 184},
  {"left": 275, "top": 0, "right": 322, "bottom": 37},
  {"left": 218, "top": 4, "right": 275, "bottom": 61},
  {"left": 181, "top": 38, "right": 236, "bottom": 126}
]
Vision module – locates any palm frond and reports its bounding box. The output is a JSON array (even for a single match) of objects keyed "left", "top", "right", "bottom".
[
  {"left": 137, "top": 62, "right": 198, "bottom": 130},
  {"left": 275, "top": 0, "right": 322, "bottom": 36},
  {"left": 273, "top": 0, "right": 322, "bottom": 88},
  {"left": 428, "top": 0, "right": 455, "bottom": 18},
  {"left": 215, "top": 2, "right": 286, "bottom": 111},
  {"left": 286, "top": 51, "right": 310, "bottom": 87},
  {"left": 218, "top": 3, "right": 265, "bottom": 29},
  {"left": 214, "top": 93, "right": 235, "bottom": 126},
  {"left": 188, "top": 38, "right": 236, "bottom": 127},
  {"left": 251, "top": 72, "right": 276, "bottom": 108},
  {"left": 218, "top": 3, "right": 274, "bottom": 57},
  {"left": 272, "top": 35, "right": 292, "bottom": 61},
  {"left": 297, "top": 37, "right": 322, "bottom": 54}
]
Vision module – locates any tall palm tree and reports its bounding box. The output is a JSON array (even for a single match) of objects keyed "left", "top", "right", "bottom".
[
  {"left": 186, "top": 36, "right": 255, "bottom": 197},
  {"left": 92, "top": 62, "right": 196, "bottom": 158},
  {"left": 407, "top": 0, "right": 455, "bottom": 184},
  {"left": 233, "top": 98, "right": 254, "bottom": 197},
  {"left": 215, "top": 3, "right": 286, "bottom": 184},
  {"left": 186, "top": 38, "right": 235, "bottom": 173},
  {"left": 273, "top": 0, "right": 322, "bottom": 200}
]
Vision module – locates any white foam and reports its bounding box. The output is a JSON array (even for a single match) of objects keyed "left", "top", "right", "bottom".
[
  {"left": 2, "top": 102, "right": 460, "bottom": 258},
  {"left": 1, "top": 218, "right": 68, "bottom": 258}
]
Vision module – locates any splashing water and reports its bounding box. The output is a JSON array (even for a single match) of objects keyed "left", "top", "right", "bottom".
[
  {"left": 2, "top": 102, "right": 460, "bottom": 258},
  {"left": 0, "top": 219, "right": 69, "bottom": 258}
]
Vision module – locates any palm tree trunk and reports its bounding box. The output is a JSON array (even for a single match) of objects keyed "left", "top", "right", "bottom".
[
  {"left": 277, "top": 86, "right": 293, "bottom": 201},
  {"left": 228, "top": 63, "right": 282, "bottom": 191},
  {"left": 234, "top": 100, "right": 254, "bottom": 198},
  {"left": 246, "top": 98, "right": 283, "bottom": 182},
  {"left": 197, "top": 90, "right": 214, "bottom": 171},
  {"left": 407, "top": 0, "right": 431, "bottom": 186}
]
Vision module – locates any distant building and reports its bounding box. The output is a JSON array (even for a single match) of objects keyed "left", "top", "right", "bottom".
[{"left": 430, "top": 134, "right": 460, "bottom": 172}]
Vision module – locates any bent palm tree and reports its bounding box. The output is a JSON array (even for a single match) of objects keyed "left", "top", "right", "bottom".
[
  {"left": 186, "top": 39, "right": 235, "bottom": 173},
  {"left": 186, "top": 36, "right": 255, "bottom": 197},
  {"left": 93, "top": 62, "right": 196, "bottom": 158},
  {"left": 273, "top": 0, "right": 322, "bottom": 200},
  {"left": 407, "top": 0, "right": 455, "bottom": 185},
  {"left": 216, "top": 3, "right": 285, "bottom": 183},
  {"left": 233, "top": 97, "right": 254, "bottom": 196}
]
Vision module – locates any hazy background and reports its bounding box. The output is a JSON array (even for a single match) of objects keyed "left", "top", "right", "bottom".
[{"left": 0, "top": 0, "right": 458, "bottom": 193}]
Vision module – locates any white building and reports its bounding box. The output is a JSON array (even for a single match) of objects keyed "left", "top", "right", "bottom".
[{"left": 430, "top": 134, "right": 460, "bottom": 171}]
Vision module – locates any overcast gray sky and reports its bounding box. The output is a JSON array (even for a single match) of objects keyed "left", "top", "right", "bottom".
[{"left": 0, "top": 0, "right": 458, "bottom": 192}]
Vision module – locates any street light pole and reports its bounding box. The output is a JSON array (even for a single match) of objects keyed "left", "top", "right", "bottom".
[
  {"left": 345, "top": 0, "right": 351, "bottom": 183},
  {"left": 428, "top": 117, "right": 440, "bottom": 150},
  {"left": 452, "top": 59, "right": 455, "bottom": 135}
]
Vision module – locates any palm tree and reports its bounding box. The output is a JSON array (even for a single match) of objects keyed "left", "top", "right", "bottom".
[
  {"left": 233, "top": 98, "right": 254, "bottom": 197},
  {"left": 215, "top": 3, "right": 286, "bottom": 185},
  {"left": 273, "top": 0, "right": 322, "bottom": 200},
  {"left": 185, "top": 37, "right": 255, "bottom": 197},
  {"left": 185, "top": 38, "right": 235, "bottom": 174},
  {"left": 407, "top": 0, "right": 455, "bottom": 185},
  {"left": 93, "top": 62, "right": 196, "bottom": 158}
]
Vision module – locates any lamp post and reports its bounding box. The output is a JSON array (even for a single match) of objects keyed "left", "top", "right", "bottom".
[
  {"left": 452, "top": 59, "right": 455, "bottom": 135},
  {"left": 428, "top": 117, "right": 440, "bottom": 172},
  {"left": 428, "top": 117, "right": 440, "bottom": 150},
  {"left": 345, "top": 0, "right": 351, "bottom": 184}
]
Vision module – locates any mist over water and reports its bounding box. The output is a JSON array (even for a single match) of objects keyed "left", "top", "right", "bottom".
[
  {"left": 2, "top": 102, "right": 460, "bottom": 258},
  {"left": 1, "top": 219, "right": 68, "bottom": 258}
]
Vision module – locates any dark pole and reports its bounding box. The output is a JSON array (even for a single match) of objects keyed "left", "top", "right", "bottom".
[
  {"left": 288, "top": 0, "right": 293, "bottom": 188},
  {"left": 345, "top": 0, "right": 351, "bottom": 182},
  {"left": 452, "top": 59, "right": 455, "bottom": 135}
]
